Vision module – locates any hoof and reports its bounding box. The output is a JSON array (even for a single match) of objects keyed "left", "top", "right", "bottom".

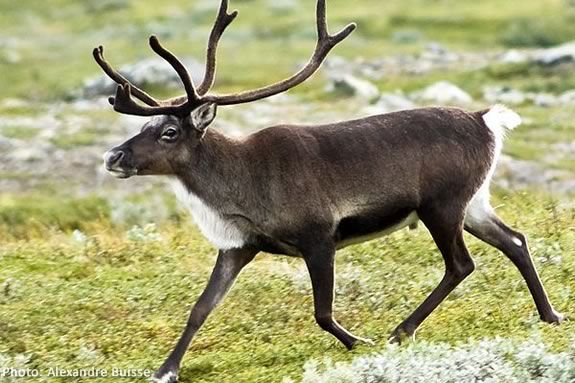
[
  {"left": 542, "top": 311, "right": 568, "bottom": 325},
  {"left": 151, "top": 370, "right": 178, "bottom": 383},
  {"left": 388, "top": 326, "right": 415, "bottom": 345},
  {"left": 349, "top": 336, "right": 375, "bottom": 349}
]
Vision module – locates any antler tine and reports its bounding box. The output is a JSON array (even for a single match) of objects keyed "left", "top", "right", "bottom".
[
  {"left": 315, "top": 0, "right": 356, "bottom": 54},
  {"left": 197, "top": 0, "right": 239, "bottom": 95},
  {"left": 204, "top": 0, "right": 356, "bottom": 106},
  {"left": 94, "top": 38, "right": 200, "bottom": 116},
  {"left": 149, "top": 35, "right": 201, "bottom": 104},
  {"left": 112, "top": 84, "right": 190, "bottom": 116},
  {"left": 316, "top": 0, "right": 329, "bottom": 40},
  {"left": 92, "top": 46, "right": 161, "bottom": 107}
]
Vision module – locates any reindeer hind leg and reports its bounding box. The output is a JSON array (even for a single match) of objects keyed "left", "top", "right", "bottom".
[
  {"left": 390, "top": 201, "right": 475, "bottom": 343},
  {"left": 464, "top": 188, "right": 565, "bottom": 323}
]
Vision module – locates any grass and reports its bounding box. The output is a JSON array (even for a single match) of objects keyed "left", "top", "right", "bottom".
[
  {"left": 0, "top": 194, "right": 109, "bottom": 239},
  {"left": 0, "top": 126, "right": 39, "bottom": 140},
  {"left": 0, "top": 191, "right": 573, "bottom": 382},
  {"left": 49, "top": 129, "right": 105, "bottom": 149}
]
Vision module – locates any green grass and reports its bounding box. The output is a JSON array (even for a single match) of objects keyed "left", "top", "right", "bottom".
[
  {"left": 49, "top": 129, "right": 104, "bottom": 149},
  {"left": 0, "top": 191, "right": 573, "bottom": 382},
  {"left": 0, "top": 194, "right": 110, "bottom": 239},
  {"left": 0, "top": 126, "right": 39, "bottom": 140}
]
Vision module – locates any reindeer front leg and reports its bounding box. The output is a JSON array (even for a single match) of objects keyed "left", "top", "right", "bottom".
[
  {"left": 153, "top": 247, "right": 258, "bottom": 383},
  {"left": 301, "top": 238, "right": 373, "bottom": 350}
]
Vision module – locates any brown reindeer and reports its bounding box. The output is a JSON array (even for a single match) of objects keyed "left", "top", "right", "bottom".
[{"left": 95, "top": 1, "right": 564, "bottom": 381}]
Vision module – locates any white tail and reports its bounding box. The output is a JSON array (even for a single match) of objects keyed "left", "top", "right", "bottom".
[{"left": 482, "top": 104, "right": 522, "bottom": 140}]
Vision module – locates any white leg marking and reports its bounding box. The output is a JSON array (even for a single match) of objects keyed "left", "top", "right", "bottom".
[
  {"left": 464, "top": 185, "right": 493, "bottom": 228},
  {"left": 151, "top": 371, "right": 176, "bottom": 383},
  {"left": 512, "top": 237, "right": 523, "bottom": 247}
]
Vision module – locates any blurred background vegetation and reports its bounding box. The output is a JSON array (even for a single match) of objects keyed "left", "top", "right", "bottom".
[
  {"left": 0, "top": 0, "right": 574, "bottom": 382},
  {"left": 0, "top": 0, "right": 574, "bottom": 100}
]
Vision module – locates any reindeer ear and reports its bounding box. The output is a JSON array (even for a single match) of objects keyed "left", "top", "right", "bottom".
[{"left": 189, "top": 103, "right": 217, "bottom": 134}]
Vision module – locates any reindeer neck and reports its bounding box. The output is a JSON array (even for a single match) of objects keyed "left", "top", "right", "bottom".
[{"left": 174, "top": 129, "right": 246, "bottom": 207}]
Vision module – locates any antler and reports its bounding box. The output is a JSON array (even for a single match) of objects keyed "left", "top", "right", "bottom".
[
  {"left": 93, "top": 46, "right": 160, "bottom": 107},
  {"left": 205, "top": 0, "right": 356, "bottom": 105},
  {"left": 149, "top": 36, "right": 200, "bottom": 104},
  {"left": 94, "top": 37, "right": 201, "bottom": 116},
  {"left": 197, "top": 0, "right": 238, "bottom": 95},
  {"left": 93, "top": 0, "right": 355, "bottom": 116},
  {"left": 109, "top": 84, "right": 191, "bottom": 116}
]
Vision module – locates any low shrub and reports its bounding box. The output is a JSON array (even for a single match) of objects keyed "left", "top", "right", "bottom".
[{"left": 289, "top": 337, "right": 575, "bottom": 383}]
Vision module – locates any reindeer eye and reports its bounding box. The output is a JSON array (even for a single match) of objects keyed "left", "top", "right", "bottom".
[{"left": 161, "top": 127, "right": 179, "bottom": 142}]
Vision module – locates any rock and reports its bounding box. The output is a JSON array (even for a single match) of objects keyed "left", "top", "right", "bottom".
[
  {"left": 552, "top": 142, "right": 575, "bottom": 154},
  {"left": 408, "top": 43, "right": 461, "bottom": 76},
  {"left": 324, "top": 56, "right": 387, "bottom": 81},
  {"left": 323, "top": 56, "right": 355, "bottom": 76},
  {"left": 355, "top": 60, "right": 386, "bottom": 81},
  {"left": 529, "top": 93, "right": 558, "bottom": 107},
  {"left": 363, "top": 92, "right": 415, "bottom": 115},
  {"left": 421, "top": 42, "right": 458, "bottom": 63},
  {"left": 0, "top": 136, "right": 16, "bottom": 151},
  {"left": 499, "top": 49, "right": 529, "bottom": 64},
  {"left": 412, "top": 81, "right": 473, "bottom": 105},
  {"left": 534, "top": 41, "right": 575, "bottom": 66},
  {"left": 405, "top": 59, "right": 433, "bottom": 75},
  {"left": 558, "top": 90, "right": 575, "bottom": 105},
  {"left": 82, "top": 57, "right": 205, "bottom": 99},
  {"left": 495, "top": 155, "right": 575, "bottom": 194},
  {"left": 483, "top": 86, "right": 526, "bottom": 105},
  {"left": 325, "top": 74, "right": 380, "bottom": 101},
  {"left": 8, "top": 144, "right": 53, "bottom": 162}
]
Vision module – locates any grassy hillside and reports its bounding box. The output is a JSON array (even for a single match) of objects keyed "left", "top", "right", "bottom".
[{"left": 0, "top": 192, "right": 573, "bottom": 382}]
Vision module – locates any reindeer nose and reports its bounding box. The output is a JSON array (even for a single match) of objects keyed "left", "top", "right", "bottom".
[{"left": 103, "top": 150, "right": 124, "bottom": 168}]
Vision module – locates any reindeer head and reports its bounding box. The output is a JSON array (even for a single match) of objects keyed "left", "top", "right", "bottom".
[{"left": 97, "top": 0, "right": 356, "bottom": 178}]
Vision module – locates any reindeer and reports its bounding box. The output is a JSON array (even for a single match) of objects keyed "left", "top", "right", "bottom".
[{"left": 95, "top": 1, "right": 564, "bottom": 381}]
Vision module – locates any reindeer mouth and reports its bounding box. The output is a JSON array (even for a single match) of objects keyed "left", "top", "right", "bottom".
[
  {"left": 106, "top": 167, "right": 137, "bottom": 179},
  {"left": 103, "top": 149, "right": 137, "bottom": 179}
]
